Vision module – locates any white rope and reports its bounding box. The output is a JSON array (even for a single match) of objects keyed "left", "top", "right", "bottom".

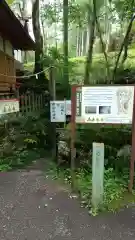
[{"left": 0, "top": 66, "right": 55, "bottom": 79}]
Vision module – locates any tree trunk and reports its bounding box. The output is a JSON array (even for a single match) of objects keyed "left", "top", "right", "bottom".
[
  {"left": 63, "top": 0, "right": 69, "bottom": 95},
  {"left": 32, "top": 0, "right": 44, "bottom": 80},
  {"left": 81, "top": 31, "right": 84, "bottom": 56},
  {"left": 93, "top": 0, "right": 110, "bottom": 81},
  {"left": 76, "top": 27, "right": 79, "bottom": 57},
  {"left": 18, "top": 0, "right": 28, "bottom": 63},
  {"left": 122, "top": 24, "right": 133, "bottom": 64},
  {"left": 83, "top": 30, "right": 87, "bottom": 56},
  {"left": 78, "top": 27, "right": 81, "bottom": 57},
  {"left": 86, "top": 27, "right": 89, "bottom": 53},
  {"left": 113, "top": 15, "right": 135, "bottom": 81},
  {"left": 84, "top": 1, "right": 96, "bottom": 85},
  {"left": 113, "top": 0, "right": 135, "bottom": 80}
]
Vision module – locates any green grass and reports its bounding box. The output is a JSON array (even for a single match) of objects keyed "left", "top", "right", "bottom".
[
  {"left": 47, "top": 164, "right": 135, "bottom": 215},
  {"left": 24, "top": 48, "right": 135, "bottom": 72},
  {"left": 108, "top": 191, "right": 135, "bottom": 211},
  {"left": 70, "top": 49, "right": 135, "bottom": 63}
]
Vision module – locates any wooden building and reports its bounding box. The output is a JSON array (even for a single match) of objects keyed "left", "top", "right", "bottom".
[{"left": 0, "top": 0, "right": 35, "bottom": 95}]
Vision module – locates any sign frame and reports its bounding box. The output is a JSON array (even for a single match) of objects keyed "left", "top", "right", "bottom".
[{"left": 70, "top": 85, "right": 135, "bottom": 192}]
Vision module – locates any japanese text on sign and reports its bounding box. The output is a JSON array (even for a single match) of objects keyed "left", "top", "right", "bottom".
[
  {"left": 75, "top": 86, "right": 134, "bottom": 124},
  {"left": 50, "top": 100, "right": 71, "bottom": 122}
]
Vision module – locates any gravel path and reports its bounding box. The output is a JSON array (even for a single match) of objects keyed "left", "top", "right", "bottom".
[{"left": 0, "top": 164, "right": 135, "bottom": 240}]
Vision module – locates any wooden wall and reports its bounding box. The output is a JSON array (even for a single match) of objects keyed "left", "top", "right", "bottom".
[{"left": 0, "top": 50, "right": 16, "bottom": 94}]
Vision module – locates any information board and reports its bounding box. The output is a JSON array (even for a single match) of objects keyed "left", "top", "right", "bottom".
[
  {"left": 0, "top": 99, "right": 19, "bottom": 115},
  {"left": 75, "top": 86, "right": 134, "bottom": 124},
  {"left": 50, "top": 100, "right": 71, "bottom": 122}
]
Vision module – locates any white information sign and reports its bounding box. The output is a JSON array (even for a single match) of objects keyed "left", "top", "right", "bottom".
[
  {"left": 0, "top": 99, "right": 19, "bottom": 115},
  {"left": 50, "top": 100, "right": 71, "bottom": 122},
  {"left": 75, "top": 86, "right": 134, "bottom": 124}
]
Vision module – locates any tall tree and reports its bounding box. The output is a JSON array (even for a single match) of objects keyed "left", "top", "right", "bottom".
[
  {"left": 32, "top": 0, "right": 44, "bottom": 78},
  {"left": 93, "top": 0, "right": 110, "bottom": 80},
  {"left": 84, "top": 0, "right": 96, "bottom": 84},
  {"left": 63, "top": 0, "right": 69, "bottom": 93},
  {"left": 113, "top": 0, "right": 135, "bottom": 80}
]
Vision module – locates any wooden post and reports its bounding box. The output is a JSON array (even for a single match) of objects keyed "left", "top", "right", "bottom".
[
  {"left": 28, "top": 94, "right": 31, "bottom": 113},
  {"left": 41, "top": 93, "right": 43, "bottom": 109},
  {"left": 38, "top": 94, "right": 41, "bottom": 111},
  {"left": 36, "top": 95, "right": 38, "bottom": 111},
  {"left": 92, "top": 142, "right": 104, "bottom": 208},
  {"left": 32, "top": 92, "right": 35, "bottom": 112},
  {"left": 39, "top": 94, "right": 42, "bottom": 110},
  {"left": 24, "top": 95, "right": 28, "bottom": 114},
  {"left": 70, "top": 85, "right": 76, "bottom": 191},
  {"left": 15, "top": 89, "right": 20, "bottom": 117},
  {"left": 49, "top": 67, "right": 57, "bottom": 161},
  {"left": 20, "top": 95, "right": 24, "bottom": 114},
  {"left": 129, "top": 86, "right": 135, "bottom": 192},
  {"left": 35, "top": 95, "right": 37, "bottom": 111}
]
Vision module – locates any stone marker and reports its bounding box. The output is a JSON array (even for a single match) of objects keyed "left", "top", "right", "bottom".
[{"left": 92, "top": 142, "right": 104, "bottom": 208}]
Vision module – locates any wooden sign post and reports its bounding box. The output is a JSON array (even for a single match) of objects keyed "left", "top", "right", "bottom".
[{"left": 70, "top": 86, "right": 76, "bottom": 191}]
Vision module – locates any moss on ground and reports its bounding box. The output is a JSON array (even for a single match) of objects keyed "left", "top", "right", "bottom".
[{"left": 108, "top": 191, "right": 135, "bottom": 212}]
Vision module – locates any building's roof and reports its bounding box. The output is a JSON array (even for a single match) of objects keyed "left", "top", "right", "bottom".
[{"left": 0, "top": 0, "right": 35, "bottom": 50}]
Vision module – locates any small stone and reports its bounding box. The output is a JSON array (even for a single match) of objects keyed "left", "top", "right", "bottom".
[
  {"left": 49, "top": 197, "right": 52, "bottom": 200},
  {"left": 38, "top": 206, "right": 41, "bottom": 209},
  {"left": 44, "top": 204, "right": 48, "bottom": 207},
  {"left": 70, "top": 194, "right": 78, "bottom": 199}
]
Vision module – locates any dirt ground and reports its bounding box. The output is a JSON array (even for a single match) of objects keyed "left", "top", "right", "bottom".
[{"left": 0, "top": 160, "right": 135, "bottom": 240}]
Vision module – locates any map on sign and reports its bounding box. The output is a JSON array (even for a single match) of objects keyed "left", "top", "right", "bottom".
[
  {"left": 50, "top": 100, "right": 71, "bottom": 122},
  {"left": 75, "top": 86, "right": 134, "bottom": 124},
  {"left": 0, "top": 99, "right": 19, "bottom": 115}
]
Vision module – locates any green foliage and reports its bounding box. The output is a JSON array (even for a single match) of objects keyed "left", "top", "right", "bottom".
[
  {"left": 47, "top": 46, "right": 76, "bottom": 98},
  {"left": 0, "top": 164, "right": 12, "bottom": 172},
  {"left": 40, "top": 2, "right": 61, "bottom": 25},
  {"left": 68, "top": 0, "right": 88, "bottom": 27},
  {"left": 6, "top": 0, "right": 15, "bottom": 5},
  {"left": 0, "top": 149, "right": 40, "bottom": 172},
  {"left": 67, "top": 49, "right": 135, "bottom": 84},
  {"left": 113, "top": 0, "right": 134, "bottom": 21},
  {"left": 47, "top": 164, "right": 135, "bottom": 215},
  {"left": 0, "top": 111, "right": 50, "bottom": 172},
  {"left": 40, "top": 0, "right": 88, "bottom": 27}
]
